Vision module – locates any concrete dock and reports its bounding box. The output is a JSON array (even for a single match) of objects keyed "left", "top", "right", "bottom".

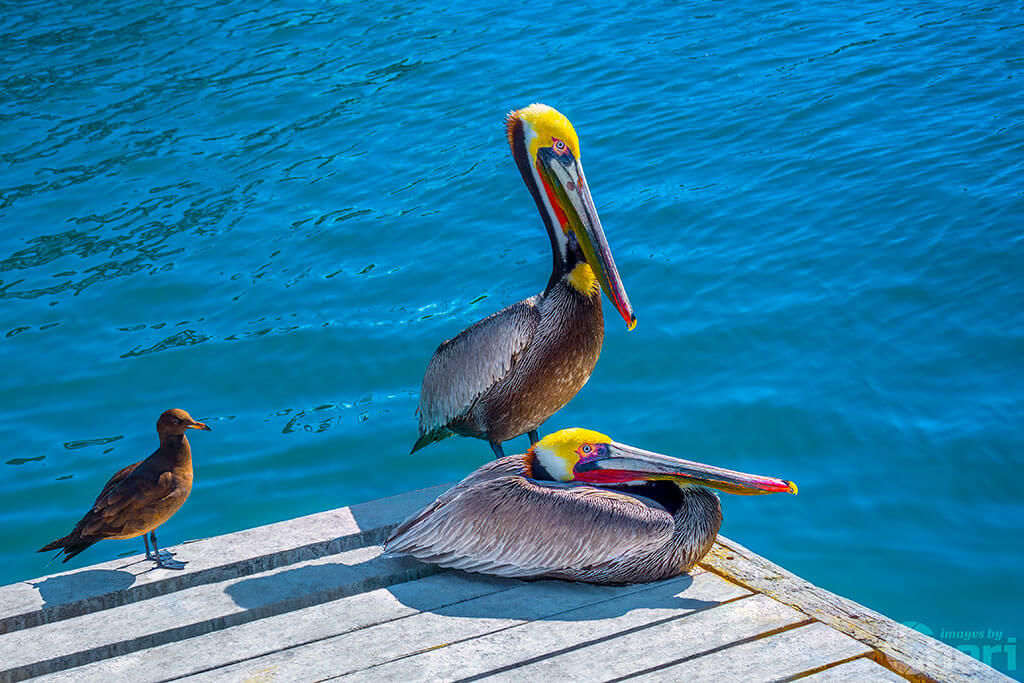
[{"left": 0, "top": 485, "right": 1012, "bottom": 682}]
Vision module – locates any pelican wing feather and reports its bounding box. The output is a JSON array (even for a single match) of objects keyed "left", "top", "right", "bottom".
[
  {"left": 386, "top": 459, "right": 674, "bottom": 579},
  {"left": 415, "top": 297, "right": 540, "bottom": 441}
]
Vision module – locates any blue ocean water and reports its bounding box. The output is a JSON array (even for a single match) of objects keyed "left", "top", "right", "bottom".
[{"left": 1, "top": 0, "right": 1021, "bottom": 673}]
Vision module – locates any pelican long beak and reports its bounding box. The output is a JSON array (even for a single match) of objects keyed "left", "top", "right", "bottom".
[
  {"left": 574, "top": 442, "right": 797, "bottom": 495},
  {"left": 536, "top": 149, "right": 636, "bottom": 330}
]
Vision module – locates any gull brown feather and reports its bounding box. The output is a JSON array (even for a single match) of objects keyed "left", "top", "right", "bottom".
[{"left": 38, "top": 408, "right": 209, "bottom": 564}]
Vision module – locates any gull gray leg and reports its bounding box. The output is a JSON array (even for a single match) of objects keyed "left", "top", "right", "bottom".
[{"left": 149, "top": 530, "right": 185, "bottom": 570}]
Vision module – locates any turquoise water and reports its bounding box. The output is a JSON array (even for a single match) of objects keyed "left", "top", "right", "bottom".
[{"left": 2, "top": 0, "right": 1022, "bottom": 673}]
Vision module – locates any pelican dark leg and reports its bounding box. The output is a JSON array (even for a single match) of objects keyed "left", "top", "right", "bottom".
[
  {"left": 144, "top": 534, "right": 154, "bottom": 560},
  {"left": 489, "top": 440, "right": 505, "bottom": 459},
  {"left": 528, "top": 430, "right": 540, "bottom": 444}
]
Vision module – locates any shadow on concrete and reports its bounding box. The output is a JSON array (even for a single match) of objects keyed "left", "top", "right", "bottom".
[
  {"left": 386, "top": 570, "right": 722, "bottom": 621},
  {"left": 224, "top": 548, "right": 717, "bottom": 626},
  {"left": 224, "top": 555, "right": 430, "bottom": 612},
  {"left": 30, "top": 569, "right": 137, "bottom": 608},
  {"left": 227, "top": 562, "right": 360, "bottom": 610}
]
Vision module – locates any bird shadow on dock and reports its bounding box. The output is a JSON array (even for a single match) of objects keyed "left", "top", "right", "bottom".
[
  {"left": 223, "top": 556, "right": 426, "bottom": 613},
  {"left": 385, "top": 570, "right": 722, "bottom": 622},
  {"left": 29, "top": 569, "right": 136, "bottom": 608},
  {"left": 222, "top": 551, "right": 717, "bottom": 624}
]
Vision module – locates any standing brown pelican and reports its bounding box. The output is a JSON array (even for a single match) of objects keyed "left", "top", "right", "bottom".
[
  {"left": 387, "top": 428, "right": 797, "bottom": 584},
  {"left": 38, "top": 408, "right": 210, "bottom": 569},
  {"left": 412, "top": 104, "right": 636, "bottom": 458}
]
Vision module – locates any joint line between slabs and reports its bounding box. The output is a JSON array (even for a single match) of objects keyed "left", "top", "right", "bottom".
[
  {"left": 319, "top": 581, "right": 753, "bottom": 682},
  {"left": 6, "top": 524, "right": 399, "bottom": 637},
  {"left": 779, "top": 653, "right": 875, "bottom": 682},
  {"left": 606, "top": 617, "right": 816, "bottom": 682},
  {"left": 161, "top": 571, "right": 518, "bottom": 682},
  {"left": 453, "top": 592, "right": 757, "bottom": 683}
]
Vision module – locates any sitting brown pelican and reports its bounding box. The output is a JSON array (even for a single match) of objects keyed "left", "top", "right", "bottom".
[
  {"left": 388, "top": 428, "right": 796, "bottom": 584},
  {"left": 412, "top": 104, "right": 636, "bottom": 458},
  {"left": 38, "top": 408, "right": 210, "bottom": 569}
]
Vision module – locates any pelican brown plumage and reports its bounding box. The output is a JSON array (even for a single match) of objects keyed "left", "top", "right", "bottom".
[
  {"left": 38, "top": 408, "right": 210, "bottom": 569},
  {"left": 387, "top": 428, "right": 796, "bottom": 584},
  {"left": 412, "top": 104, "right": 636, "bottom": 458}
]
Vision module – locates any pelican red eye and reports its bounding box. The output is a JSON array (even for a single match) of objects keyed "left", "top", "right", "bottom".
[
  {"left": 581, "top": 444, "right": 592, "bottom": 454},
  {"left": 553, "top": 138, "right": 567, "bottom": 154}
]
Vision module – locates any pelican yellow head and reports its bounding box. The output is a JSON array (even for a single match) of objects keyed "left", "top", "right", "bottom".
[
  {"left": 530, "top": 427, "right": 612, "bottom": 481},
  {"left": 505, "top": 104, "right": 636, "bottom": 330},
  {"left": 530, "top": 428, "right": 798, "bottom": 495},
  {"left": 512, "top": 103, "right": 581, "bottom": 163}
]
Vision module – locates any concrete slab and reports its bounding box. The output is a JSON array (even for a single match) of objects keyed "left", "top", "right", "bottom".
[
  {"left": 2, "top": 546, "right": 438, "bottom": 681},
  {"left": 477, "top": 594, "right": 807, "bottom": 683},
  {"left": 35, "top": 571, "right": 518, "bottom": 683},
  {"left": 800, "top": 657, "right": 908, "bottom": 682},
  {"left": 180, "top": 572, "right": 733, "bottom": 682},
  {"left": 5, "top": 484, "right": 1012, "bottom": 683},
  {"left": 338, "top": 570, "right": 750, "bottom": 682},
  {"left": 1, "top": 485, "right": 446, "bottom": 636},
  {"left": 636, "top": 621, "right": 872, "bottom": 681}
]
